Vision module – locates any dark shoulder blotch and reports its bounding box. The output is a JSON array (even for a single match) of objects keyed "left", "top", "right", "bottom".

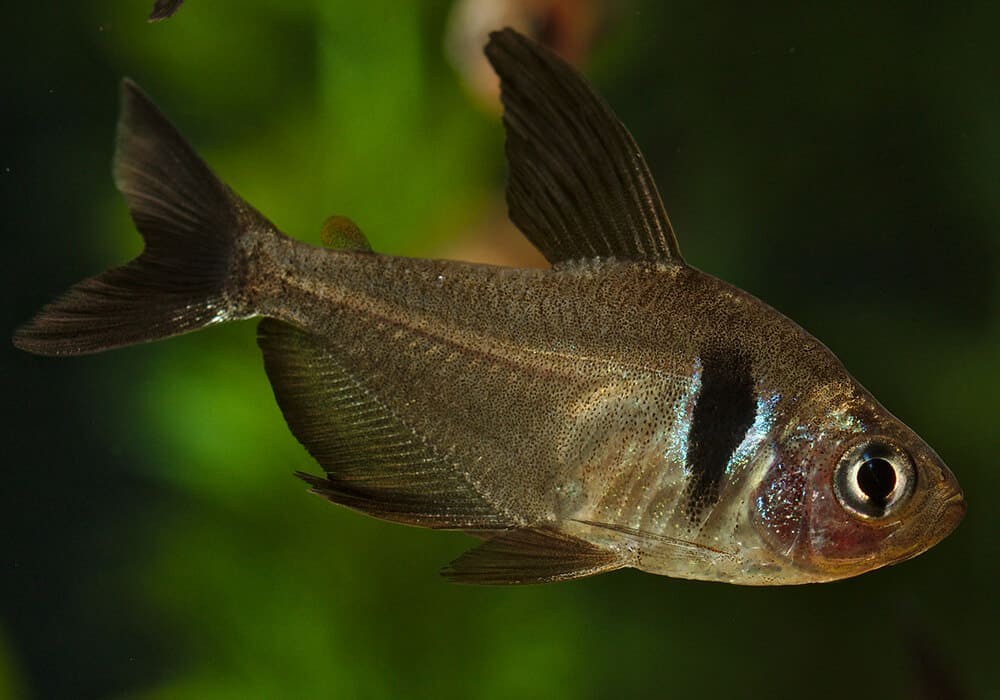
[{"left": 684, "top": 348, "right": 757, "bottom": 522}]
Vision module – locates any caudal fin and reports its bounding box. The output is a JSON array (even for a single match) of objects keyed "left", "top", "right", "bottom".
[{"left": 13, "top": 79, "right": 270, "bottom": 356}]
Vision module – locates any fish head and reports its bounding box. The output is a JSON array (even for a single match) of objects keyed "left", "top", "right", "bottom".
[{"left": 752, "top": 381, "right": 964, "bottom": 582}]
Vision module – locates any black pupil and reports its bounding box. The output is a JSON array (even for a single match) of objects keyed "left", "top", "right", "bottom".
[{"left": 857, "top": 458, "right": 896, "bottom": 505}]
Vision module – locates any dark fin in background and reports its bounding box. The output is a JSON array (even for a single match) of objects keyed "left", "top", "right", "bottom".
[
  {"left": 442, "top": 527, "right": 623, "bottom": 585},
  {"left": 258, "top": 319, "right": 507, "bottom": 529},
  {"left": 149, "top": 0, "right": 184, "bottom": 22},
  {"left": 13, "top": 79, "right": 267, "bottom": 356},
  {"left": 485, "top": 28, "right": 683, "bottom": 266}
]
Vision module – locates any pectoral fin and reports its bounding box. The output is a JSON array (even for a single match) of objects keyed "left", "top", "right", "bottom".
[
  {"left": 573, "top": 519, "right": 734, "bottom": 557},
  {"left": 442, "top": 527, "right": 623, "bottom": 585},
  {"left": 485, "top": 28, "right": 683, "bottom": 265}
]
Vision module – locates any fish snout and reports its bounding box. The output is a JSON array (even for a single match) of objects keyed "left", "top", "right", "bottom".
[
  {"left": 942, "top": 487, "right": 966, "bottom": 525},
  {"left": 929, "top": 484, "right": 965, "bottom": 545}
]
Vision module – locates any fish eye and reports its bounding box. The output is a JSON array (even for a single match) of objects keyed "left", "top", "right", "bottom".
[{"left": 833, "top": 441, "right": 916, "bottom": 520}]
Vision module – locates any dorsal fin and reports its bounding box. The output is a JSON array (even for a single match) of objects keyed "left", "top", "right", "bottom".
[{"left": 485, "top": 28, "right": 683, "bottom": 265}]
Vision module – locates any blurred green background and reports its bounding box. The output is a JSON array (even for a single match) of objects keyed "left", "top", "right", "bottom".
[{"left": 3, "top": 1, "right": 997, "bottom": 698}]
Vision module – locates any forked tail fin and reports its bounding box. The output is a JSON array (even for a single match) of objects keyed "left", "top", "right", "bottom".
[{"left": 13, "top": 79, "right": 272, "bottom": 356}]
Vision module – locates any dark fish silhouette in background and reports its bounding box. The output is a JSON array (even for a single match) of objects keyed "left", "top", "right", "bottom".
[
  {"left": 12, "top": 29, "right": 964, "bottom": 585},
  {"left": 148, "top": 0, "right": 183, "bottom": 22}
]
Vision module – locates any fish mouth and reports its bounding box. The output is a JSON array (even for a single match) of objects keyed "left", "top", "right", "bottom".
[
  {"left": 898, "top": 488, "right": 966, "bottom": 562},
  {"left": 873, "top": 487, "right": 964, "bottom": 569},
  {"left": 934, "top": 489, "right": 966, "bottom": 538},
  {"left": 942, "top": 489, "right": 965, "bottom": 508}
]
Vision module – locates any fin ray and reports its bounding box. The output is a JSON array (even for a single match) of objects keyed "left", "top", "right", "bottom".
[
  {"left": 13, "top": 79, "right": 270, "bottom": 356},
  {"left": 485, "top": 28, "right": 683, "bottom": 265},
  {"left": 259, "top": 319, "right": 507, "bottom": 529},
  {"left": 572, "top": 519, "right": 735, "bottom": 557},
  {"left": 442, "top": 527, "right": 623, "bottom": 585}
]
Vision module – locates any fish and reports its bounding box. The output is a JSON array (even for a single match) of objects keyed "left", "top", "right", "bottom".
[{"left": 12, "top": 28, "right": 965, "bottom": 585}]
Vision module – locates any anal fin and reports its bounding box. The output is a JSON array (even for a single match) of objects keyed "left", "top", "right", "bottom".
[
  {"left": 259, "top": 319, "right": 506, "bottom": 529},
  {"left": 442, "top": 527, "right": 623, "bottom": 585}
]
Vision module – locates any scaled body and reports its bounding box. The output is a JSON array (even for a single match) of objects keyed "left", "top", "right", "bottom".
[{"left": 13, "top": 29, "right": 964, "bottom": 585}]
